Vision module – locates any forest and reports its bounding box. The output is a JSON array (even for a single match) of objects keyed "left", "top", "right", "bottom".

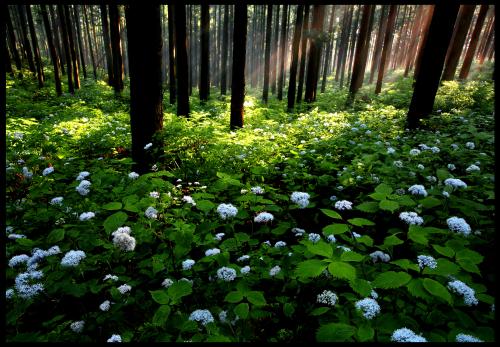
[{"left": 4, "top": 3, "right": 495, "bottom": 343}]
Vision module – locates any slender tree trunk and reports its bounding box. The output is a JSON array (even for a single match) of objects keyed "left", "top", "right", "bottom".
[
  {"left": 390, "top": 5, "right": 407, "bottom": 70},
  {"left": 109, "top": 5, "right": 123, "bottom": 93},
  {"left": 271, "top": 5, "right": 280, "bottom": 95},
  {"left": 459, "top": 5, "right": 489, "bottom": 80},
  {"left": 287, "top": 5, "right": 304, "bottom": 110},
  {"left": 17, "top": 5, "right": 36, "bottom": 72},
  {"left": 174, "top": 5, "right": 190, "bottom": 117},
  {"left": 479, "top": 16, "right": 494, "bottom": 65},
  {"left": 125, "top": 4, "right": 163, "bottom": 174},
  {"left": 375, "top": 5, "right": 397, "bottom": 94},
  {"left": 188, "top": 5, "right": 192, "bottom": 96},
  {"left": 413, "top": 6, "right": 435, "bottom": 79},
  {"left": 199, "top": 4, "right": 210, "bottom": 101},
  {"left": 304, "top": 5, "right": 326, "bottom": 102},
  {"left": 296, "top": 5, "right": 310, "bottom": 103},
  {"left": 339, "top": 6, "right": 354, "bottom": 88},
  {"left": 221, "top": 5, "right": 229, "bottom": 95},
  {"left": 83, "top": 6, "right": 97, "bottom": 79},
  {"left": 49, "top": 5, "right": 66, "bottom": 75},
  {"left": 230, "top": 4, "right": 247, "bottom": 129},
  {"left": 276, "top": 5, "right": 289, "bottom": 100},
  {"left": 57, "top": 5, "right": 74, "bottom": 93},
  {"left": 6, "top": 45, "right": 14, "bottom": 75},
  {"left": 119, "top": 7, "right": 128, "bottom": 77},
  {"left": 262, "top": 5, "right": 273, "bottom": 102},
  {"left": 41, "top": 5, "right": 62, "bottom": 95},
  {"left": 346, "top": 6, "right": 361, "bottom": 85},
  {"left": 71, "top": 6, "right": 87, "bottom": 80},
  {"left": 477, "top": 11, "right": 493, "bottom": 61},
  {"left": 100, "top": 5, "right": 114, "bottom": 86},
  {"left": 6, "top": 8, "right": 23, "bottom": 76},
  {"left": 320, "top": 5, "right": 336, "bottom": 93},
  {"left": 26, "top": 5, "right": 45, "bottom": 87},
  {"left": 168, "top": 5, "right": 176, "bottom": 104},
  {"left": 64, "top": 5, "right": 80, "bottom": 89},
  {"left": 89, "top": 6, "right": 99, "bottom": 76},
  {"left": 403, "top": 5, "right": 424, "bottom": 77},
  {"left": 228, "top": 6, "right": 233, "bottom": 89},
  {"left": 370, "top": 5, "right": 388, "bottom": 83}
]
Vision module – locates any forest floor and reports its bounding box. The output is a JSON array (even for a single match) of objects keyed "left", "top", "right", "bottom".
[{"left": 5, "top": 64, "right": 496, "bottom": 342}]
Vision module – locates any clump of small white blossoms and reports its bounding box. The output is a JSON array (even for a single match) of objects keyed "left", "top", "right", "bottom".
[
  {"left": 391, "top": 328, "right": 427, "bottom": 342},
  {"left": 399, "top": 211, "right": 424, "bottom": 225},
  {"left": 269, "top": 265, "right": 281, "bottom": 277},
  {"left": 254, "top": 212, "right": 274, "bottom": 223},
  {"left": 107, "top": 334, "right": 122, "bottom": 342},
  {"left": 50, "top": 197, "right": 64, "bottom": 206},
  {"left": 370, "top": 290, "right": 378, "bottom": 299},
  {"left": 214, "top": 233, "right": 225, "bottom": 241},
  {"left": 150, "top": 191, "right": 160, "bottom": 199},
  {"left": 417, "top": 164, "right": 425, "bottom": 170},
  {"left": 217, "top": 203, "right": 238, "bottom": 219},
  {"left": 42, "top": 167, "right": 55, "bottom": 176},
  {"left": 117, "top": 284, "right": 132, "bottom": 294},
  {"left": 103, "top": 274, "right": 119, "bottom": 282},
  {"left": 465, "top": 142, "right": 475, "bottom": 149},
  {"left": 76, "top": 171, "right": 90, "bottom": 181},
  {"left": 9, "top": 254, "right": 30, "bottom": 268},
  {"left": 70, "top": 320, "right": 85, "bottom": 333},
  {"left": 182, "top": 195, "right": 196, "bottom": 206},
  {"left": 447, "top": 217, "right": 471, "bottom": 236},
  {"left": 466, "top": 164, "right": 480, "bottom": 173},
  {"left": 205, "top": 248, "right": 221, "bottom": 256},
  {"left": 274, "top": 241, "right": 287, "bottom": 248},
  {"left": 14, "top": 270, "right": 44, "bottom": 299},
  {"left": 409, "top": 149, "right": 421, "bottom": 156},
  {"left": 448, "top": 280, "right": 478, "bottom": 306},
  {"left": 417, "top": 255, "right": 437, "bottom": 269},
  {"left": 430, "top": 146, "right": 440, "bottom": 153},
  {"left": 61, "top": 250, "right": 86, "bottom": 267},
  {"left": 426, "top": 175, "right": 437, "bottom": 183},
  {"left": 355, "top": 298, "right": 381, "bottom": 319},
  {"left": 216, "top": 267, "right": 237, "bottom": 281},
  {"left": 442, "top": 191, "right": 450, "bottom": 198},
  {"left": 22, "top": 167, "right": 33, "bottom": 179},
  {"left": 448, "top": 163, "right": 456, "bottom": 171},
  {"left": 317, "top": 290, "right": 338, "bottom": 306},
  {"left": 182, "top": 259, "right": 195, "bottom": 270},
  {"left": 308, "top": 233, "right": 321, "bottom": 243},
  {"left": 291, "top": 228, "right": 305, "bottom": 236},
  {"left": 370, "top": 251, "right": 390, "bottom": 263},
  {"left": 189, "top": 310, "right": 214, "bottom": 326},
  {"left": 335, "top": 200, "right": 353, "bottom": 210},
  {"left": 393, "top": 160, "right": 403, "bottom": 168},
  {"left": 444, "top": 178, "right": 467, "bottom": 189},
  {"left": 99, "top": 300, "right": 111, "bottom": 311},
  {"left": 290, "top": 192, "right": 310, "bottom": 209},
  {"left": 418, "top": 144, "right": 430, "bottom": 150},
  {"left": 408, "top": 184, "right": 428, "bottom": 197},
  {"left": 237, "top": 255, "right": 250, "bottom": 262},
  {"left": 128, "top": 172, "right": 139, "bottom": 179},
  {"left": 112, "top": 227, "right": 136, "bottom": 252},
  {"left": 79, "top": 212, "right": 95, "bottom": 221},
  {"left": 387, "top": 147, "right": 395, "bottom": 154},
  {"left": 219, "top": 310, "right": 228, "bottom": 323},
  {"left": 451, "top": 143, "right": 459, "bottom": 150},
  {"left": 144, "top": 143, "right": 153, "bottom": 150},
  {"left": 251, "top": 186, "right": 264, "bottom": 194},
  {"left": 455, "top": 333, "right": 483, "bottom": 342},
  {"left": 162, "top": 278, "right": 174, "bottom": 288},
  {"left": 76, "top": 180, "right": 92, "bottom": 196},
  {"left": 327, "top": 234, "right": 336, "bottom": 243},
  {"left": 145, "top": 206, "right": 158, "bottom": 219},
  {"left": 13, "top": 132, "right": 24, "bottom": 140}
]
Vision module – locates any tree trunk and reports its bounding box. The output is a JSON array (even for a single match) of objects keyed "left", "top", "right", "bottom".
[
  {"left": 64, "top": 5, "right": 80, "bottom": 89},
  {"left": 109, "top": 5, "right": 123, "bottom": 93},
  {"left": 413, "top": 6, "right": 435, "bottom": 79},
  {"left": 230, "top": 4, "right": 247, "bottom": 129},
  {"left": 459, "top": 5, "right": 489, "bottom": 80},
  {"left": 407, "top": 3, "right": 459, "bottom": 129},
  {"left": 41, "top": 4, "right": 62, "bottom": 95},
  {"left": 57, "top": 5, "right": 74, "bottom": 93},
  {"left": 50, "top": 5, "right": 66, "bottom": 75},
  {"left": 304, "top": 5, "right": 326, "bottom": 102},
  {"left": 174, "top": 5, "right": 190, "bottom": 117},
  {"left": 100, "top": 5, "right": 114, "bottom": 86},
  {"left": 271, "top": 5, "right": 280, "bottom": 95},
  {"left": 83, "top": 5, "right": 97, "bottom": 79},
  {"left": 89, "top": 6, "right": 99, "bottom": 76},
  {"left": 125, "top": 4, "right": 164, "bottom": 174},
  {"left": 221, "top": 5, "right": 229, "bottom": 95},
  {"left": 17, "top": 5, "right": 36, "bottom": 72},
  {"left": 375, "top": 5, "right": 398, "bottom": 94},
  {"left": 296, "top": 5, "right": 310, "bottom": 103},
  {"left": 119, "top": 7, "right": 128, "bottom": 77},
  {"left": 287, "top": 5, "right": 304, "bottom": 110},
  {"left": 71, "top": 6, "right": 87, "bottom": 80},
  {"left": 26, "top": 5, "right": 45, "bottom": 87},
  {"left": 168, "top": 5, "right": 176, "bottom": 104},
  {"left": 479, "top": 16, "right": 495, "bottom": 65},
  {"left": 369, "top": 5, "right": 388, "bottom": 83},
  {"left": 320, "top": 5, "right": 336, "bottom": 93},
  {"left": 277, "top": 5, "right": 289, "bottom": 100},
  {"left": 346, "top": 5, "right": 361, "bottom": 85},
  {"left": 339, "top": 6, "right": 354, "bottom": 88},
  {"left": 262, "top": 5, "right": 273, "bottom": 102},
  {"left": 199, "top": 4, "right": 210, "bottom": 101},
  {"left": 441, "top": 5, "right": 476, "bottom": 81},
  {"left": 6, "top": 8, "right": 23, "bottom": 76},
  {"left": 403, "top": 5, "right": 424, "bottom": 77}
]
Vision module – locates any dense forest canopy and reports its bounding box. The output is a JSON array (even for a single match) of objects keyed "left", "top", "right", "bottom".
[{"left": 5, "top": 3, "right": 495, "bottom": 343}]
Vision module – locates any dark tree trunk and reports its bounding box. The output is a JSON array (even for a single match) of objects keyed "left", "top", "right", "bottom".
[
  {"left": 346, "top": 5, "right": 361, "bottom": 84},
  {"left": 287, "top": 5, "right": 304, "bottom": 110},
  {"left": 262, "top": 5, "right": 273, "bottom": 103},
  {"left": 296, "top": 5, "right": 310, "bottom": 103},
  {"left": 125, "top": 4, "right": 164, "bottom": 174},
  {"left": 320, "top": 5, "right": 336, "bottom": 93},
  {"left": 119, "top": 7, "right": 128, "bottom": 77},
  {"left": 168, "top": 5, "right": 176, "bottom": 104},
  {"left": 26, "top": 5, "right": 44, "bottom": 87},
  {"left": 271, "top": 5, "right": 280, "bottom": 95},
  {"left": 17, "top": 5, "right": 36, "bottom": 72},
  {"left": 100, "top": 5, "right": 114, "bottom": 86},
  {"left": 441, "top": 5, "right": 476, "bottom": 81},
  {"left": 390, "top": 5, "right": 407, "bottom": 70},
  {"left": 339, "top": 6, "right": 354, "bottom": 88},
  {"left": 413, "top": 6, "right": 435, "bottom": 79},
  {"left": 6, "top": 8, "right": 23, "bottom": 76},
  {"left": 276, "top": 5, "right": 288, "bottom": 100},
  {"left": 57, "top": 5, "right": 74, "bottom": 93},
  {"left": 109, "top": 5, "right": 123, "bottom": 93},
  {"left": 72, "top": 6, "right": 87, "bottom": 79},
  {"left": 375, "top": 5, "right": 397, "bottom": 94},
  {"left": 200, "top": 4, "right": 210, "bottom": 101},
  {"left": 403, "top": 5, "right": 424, "bottom": 77},
  {"left": 64, "top": 5, "right": 80, "bottom": 89},
  {"left": 459, "top": 5, "right": 489, "bottom": 80},
  {"left": 230, "top": 4, "right": 247, "bottom": 129},
  {"left": 41, "top": 4, "right": 62, "bottom": 95},
  {"left": 6, "top": 46, "right": 13, "bottom": 76},
  {"left": 304, "top": 5, "right": 326, "bottom": 103},
  {"left": 479, "top": 16, "right": 494, "bottom": 65},
  {"left": 174, "top": 5, "right": 190, "bottom": 117},
  {"left": 228, "top": 5, "right": 233, "bottom": 89},
  {"left": 407, "top": 3, "right": 459, "bottom": 129},
  {"left": 50, "top": 5, "right": 65, "bottom": 75},
  {"left": 221, "top": 5, "right": 229, "bottom": 95},
  {"left": 188, "top": 6, "right": 192, "bottom": 96},
  {"left": 83, "top": 5, "right": 97, "bottom": 79},
  {"left": 89, "top": 6, "right": 99, "bottom": 75},
  {"left": 370, "top": 5, "right": 388, "bottom": 83}
]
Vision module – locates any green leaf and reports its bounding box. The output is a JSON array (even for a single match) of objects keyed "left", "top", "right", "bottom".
[
  {"left": 234, "top": 303, "right": 249, "bottom": 319},
  {"left": 168, "top": 281, "right": 192, "bottom": 303},
  {"left": 369, "top": 192, "right": 387, "bottom": 201},
  {"left": 295, "top": 259, "right": 328, "bottom": 279},
  {"left": 419, "top": 197, "right": 441, "bottom": 209},
  {"left": 103, "top": 211, "right": 128, "bottom": 234},
  {"left": 247, "top": 291, "right": 266, "bottom": 306},
  {"left": 423, "top": 258, "right": 460, "bottom": 277},
  {"left": 406, "top": 279, "right": 433, "bottom": 301},
  {"left": 455, "top": 249, "right": 483, "bottom": 264},
  {"left": 16, "top": 238, "right": 35, "bottom": 248},
  {"left": 196, "top": 200, "right": 215, "bottom": 214},
  {"left": 283, "top": 303, "right": 294, "bottom": 317},
  {"left": 436, "top": 168, "right": 451, "bottom": 181},
  {"left": 102, "top": 202, "right": 122, "bottom": 210},
  {"left": 150, "top": 290, "right": 170, "bottom": 305},
  {"left": 391, "top": 259, "right": 420, "bottom": 272},
  {"left": 310, "top": 307, "right": 330, "bottom": 316},
  {"left": 328, "top": 261, "right": 356, "bottom": 281},
  {"left": 225, "top": 291, "right": 243, "bottom": 303},
  {"left": 379, "top": 199, "right": 399, "bottom": 212},
  {"left": 152, "top": 305, "right": 171, "bottom": 326},
  {"left": 456, "top": 258, "right": 481, "bottom": 274},
  {"left": 372, "top": 271, "right": 411, "bottom": 289},
  {"left": 432, "top": 244, "right": 455, "bottom": 258},
  {"left": 383, "top": 234, "right": 404, "bottom": 247},
  {"left": 422, "top": 278, "right": 452, "bottom": 305},
  {"left": 271, "top": 222, "right": 291, "bottom": 235},
  {"left": 322, "top": 223, "right": 349, "bottom": 235},
  {"left": 356, "top": 323, "right": 374, "bottom": 342},
  {"left": 151, "top": 255, "right": 166, "bottom": 275},
  {"left": 316, "top": 323, "right": 356, "bottom": 342},
  {"left": 357, "top": 235, "right": 374, "bottom": 246},
  {"left": 47, "top": 229, "right": 65, "bottom": 243},
  {"left": 320, "top": 209, "right": 342, "bottom": 219},
  {"left": 408, "top": 227, "right": 428, "bottom": 245},
  {"left": 341, "top": 251, "right": 365, "bottom": 262},
  {"left": 375, "top": 183, "right": 393, "bottom": 196},
  {"left": 348, "top": 218, "right": 375, "bottom": 226},
  {"left": 349, "top": 278, "right": 372, "bottom": 297},
  {"left": 307, "top": 241, "right": 333, "bottom": 258},
  {"left": 356, "top": 201, "right": 379, "bottom": 213}
]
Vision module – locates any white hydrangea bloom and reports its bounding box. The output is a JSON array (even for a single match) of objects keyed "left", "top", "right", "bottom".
[
  {"left": 22, "top": 167, "right": 33, "bottom": 179},
  {"left": 327, "top": 234, "right": 336, "bottom": 243},
  {"left": 76, "top": 171, "right": 90, "bottom": 181},
  {"left": 205, "top": 248, "right": 221, "bottom": 256},
  {"left": 99, "top": 300, "right": 111, "bottom": 311},
  {"left": 150, "top": 191, "right": 160, "bottom": 199},
  {"left": 70, "top": 320, "right": 85, "bottom": 333},
  {"left": 144, "top": 143, "right": 153, "bottom": 150},
  {"left": 8, "top": 233, "right": 26, "bottom": 240},
  {"left": 216, "top": 267, "right": 237, "bottom": 281},
  {"left": 417, "top": 255, "right": 437, "bottom": 269},
  {"left": 79, "top": 212, "right": 95, "bottom": 221},
  {"left": 448, "top": 280, "right": 478, "bottom": 306},
  {"left": 337, "top": 245, "right": 352, "bottom": 252},
  {"left": 182, "top": 259, "right": 195, "bottom": 270},
  {"left": 76, "top": 180, "right": 91, "bottom": 196},
  {"left": 145, "top": 206, "right": 158, "bottom": 219},
  {"left": 251, "top": 186, "right": 264, "bottom": 194},
  {"left": 391, "top": 328, "right": 427, "bottom": 342},
  {"left": 466, "top": 164, "right": 480, "bottom": 173},
  {"left": 103, "top": 274, "right": 119, "bottom": 282},
  {"left": 399, "top": 211, "right": 424, "bottom": 225},
  {"left": 214, "top": 233, "right": 225, "bottom": 241},
  {"left": 189, "top": 309, "right": 214, "bottom": 326},
  {"left": 418, "top": 144, "right": 430, "bottom": 150},
  {"left": 217, "top": 203, "right": 238, "bottom": 219},
  {"left": 448, "top": 163, "right": 456, "bottom": 171},
  {"left": 241, "top": 266, "right": 251, "bottom": 275},
  {"left": 465, "top": 142, "right": 475, "bottom": 149},
  {"left": 15, "top": 270, "right": 44, "bottom": 299},
  {"left": 387, "top": 147, "right": 395, "bottom": 154},
  {"left": 161, "top": 278, "right": 174, "bottom": 288},
  {"left": 408, "top": 184, "right": 428, "bottom": 197},
  {"left": 182, "top": 196, "right": 196, "bottom": 206},
  {"left": 455, "top": 333, "right": 483, "bottom": 342},
  {"left": 254, "top": 212, "right": 274, "bottom": 223},
  {"left": 447, "top": 217, "right": 471, "bottom": 236},
  {"left": 107, "top": 334, "right": 122, "bottom": 342},
  {"left": 329, "top": 195, "right": 337, "bottom": 201},
  {"left": 370, "top": 251, "right": 390, "bottom": 263},
  {"left": 426, "top": 175, "right": 437, "bottom": 183},
  {"left": 409, "top": 149, "right": 421, "bottom": 156},
  {"left": 393, "top": 161, "right": 403, "bottom": 168},
  {"left": 291, "top": 228, "right": 305, "bottom": 236},
  {"left": 370, "top": 290, "right": 378, "bottom": 299},
  {"left": 112, "top": 228, "right": 136, "bottom": 252},
  {"left": 128, "top": 172, "right": 139, "bottom": 179},
  {"left": 117, "top": 284, "right": 132, "bottom": 294},
  {"left": 219, "top": 310, "right": 228, "bottom": 323},
  {"left": 417, "top": 164, "right": 425, "bottom": 170},
  {"left": 430, "top": 146, "right": 440, "bottom": 153},
  {"left": 317, "top": 290, "right": 338, "bottom": 306},
  {"left": 6, "top": 288, "right": 15, "bottom": 299},
  {"left": 442, "top": 191, "right": 450, "bottom": 198},
  {"left": 335, "top": 200, "right": 353, "bottom": 210},
  {"left": 9, "top": 254, "right": 30, "bottom": 268},
  {"left": 269, "top": 265, "right": 281, "bottom": 277},
  {"left": 61, "top": 250, "right": 86, "bottom": 267},
  {"left": 308, "top": 233, "right": 321, "bottom": 243},
  {"left": 50, "top": 197, "right": 64, "bottom": 205},
  {"left": 444, "top": 178, "right": 467, "bottom": 189},
  {"left": 42, "top": 167, "right": 55, "bottom": 176},
  {"left": 355, "top": 298, "right": 381, "bottom": 319},
  {"left": 290, "top": 192, "right": 310, "bottom": 208},
  {"left": 274, "top": 241, "right": 287, "bottom": 248}
]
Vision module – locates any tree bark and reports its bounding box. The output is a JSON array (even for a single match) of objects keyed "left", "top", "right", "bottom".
[
  {"left": 413, "top": 6, "right": 435, "bottom": 79},
  {"left": 479, "top": 16, "right": 494, "bottom": 65},
  {"left": 262, "top": 5, "right": 273, "bottom": 103},
  {"left": 41, "top": 4, "right": 62, "bottom": 95},
  {"left": 403, "top": 5, "right": 424, "bottom": 77},
  {"left": 100, "top": 5, "right": 114, "bottom": 86},
  {"left": 346, "top": 5, "right": 361, "bottom": 85},
  {"left": 167, "top": 5, "right": 176, "bottom": 104},
  {"left": 230, "top": 4, "right": 247, "bottom": 129},
  {"left": 6, "top": 8, "right": 23, "bottom": 76},
  {"left": 17, "top": 5, "right": 36, "bottom": 72},
  {"left": 109, "top": 5, "right": 123, "bottom": 93},
  {"left": 221, "top": 5, "right": 229, "bottom": 95},
  {"left": 50, "top": 5, "right": 66, "bottom": 75},
  {"left": 304, "top": 5, "right": 326, "bottom": 102},
  {"left": 375, "top": 5, "right": 397, "bottom": 94},
  {"left": 174, "top": 5, "right": 190, "bottom": 117},
  {"left": 370, "top": 5, "right": 388, "bottom": 83},
  {"left": 64, "top": 5, "right": 80, "bottom": 89},
  {"left": 287, "top": 5, "right": 304, "bottom": 110},
  {"left": 296, "top": 5, "right": 310, "bottom": 103},
  {"left": 83, "top": 5, "right": 97, "bottom": 79},
  {"left": 26, "top": 5, "right": 45, "bottom": 87},
  {"left": 459, "top": 5, "right": 489, "bottom": 80},
  {"left": 72, "top": 6, "right": 87, "bottom": 80},
  {"left": 320, "top": 5, "right": 336, "bottom": 93},
  {"left": 57, "top": 5, "right": 74, "bottom": 93},
  {"left": 339, "top": 6, "right": 354, "bottom": 88},
  {"left": 200, "top": 4, "right": 210, "bottom": 101},
  {"left": 271, "top": 5, "right": 280, "bottom": 95},
  {"left": 407, "top": 3, "right": 459, "bottom": 129}
]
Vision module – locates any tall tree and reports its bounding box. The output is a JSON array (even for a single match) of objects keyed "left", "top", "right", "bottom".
[
  {"left": 276, "top": 5, "right": 288, "bottom": 100},
  {"left": 17, "top": 5, "right": 36, "bottom": 72},
  {"left": 57, "top": 5, "right": 74, "bottom": 93},
  {"left": 407, "top": 3, "right": 459, "bottom": 129},
  {"left": 26, "top": 5, "right": 44, "bottom": 87},
  {"left": 230, "top": 4, "right": 247, "bottom": 129},
  {"left": 262, "top": 5, "right": 273, "bottom": 103},
  {"left": 459, "top": 5, "right": 489, "bottom": 80},
  {"left": 287, "top": 5, "right": 304, "bottom": 110},
  {"left": 41, "top": 4, "right": 62, "bottom": 95},
  {"left": 100, "top": 5, "right": 114, "bottom": 86},
  {"left": 83, "top": 5, "right": 97, "bottom": 79},
  {"left": 375, "top": 5, "right": 397, "bottom": 94},
  {"left": 296, "top": 5, "right": 310, "bottom": 103},
  {"left": 413, "top": 6, "right": 435, "bottom": 79},
  {"left": 370, "top": 5, "right": 388, "bottom": 83},
  {"left": 50, "top": 5, "right": 66, "bottom": 75},
  {"left": 346, "top": 5, "right": 361, "bottom": 84},
  {"left": 174, "top": 5, "right": 190, "bottom": 117},
  {"left": 221, "top": 5, "right": 229, "bottom": 95},
  {"left": 6, "top": 8, "right": 23, "bottom": 76},
  {"left": 403, "top": 5, "right": 424, "bottom": 77},
  {"left": 479, "top": 17, "right": 495, "bottom": 65},
  {"left": 271, "top": 5, "right": 280, "bottom": 95},
  {"left": 200, "top": 5, "right": 210, "bottom": 101},
  {"left": 441, "top": 5, "right": 476, "bottom": 81},
  {"left": 64, "top": 5, "right": 80, "bottom": 89},
  {"left": 167, "top": 5, "right": 176, "bottom": 104},
  {"left": 125, "top": 4, "right": 163, "bottom": 174},
  {"left": 72, "top": 5, "right": 87, "bottom": 79},
  {"left": 304, "top": 5, "right": 326, "bottom": 102},
  {"left": 338, "top": 6, "right": 354, "bottom": 88},
  {"left": 320, "top": 5, "right": 336, "bottom": 93},
  {"left": 109, "top": 5, "right": 124, "bottom": 93}
]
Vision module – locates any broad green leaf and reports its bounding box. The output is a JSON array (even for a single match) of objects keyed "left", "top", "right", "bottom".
[
  {"left": 349, "top": 278, "right": 372, "bottom": 297},
  {"left": 151, "top": 255, "right": 166, "bottom": 275},
  {"left": 247, "top": 291, "right": 266, "bottom": 306},
  {"left": 348, "top": 218, "right": 375, "bottom": 226},
  {"left": 150, "top": 290, "right": 169, "bottom": 305},
  {"left": 408, "top": 227, "right": 428, "bottom": 245},
  {"left": 369, "top": 192, "right": 387, "bottom": 201},
  {"left": 456, "top": 258, "right": 481, "bottom": 274},
  {"left": 341, "top": 251, "right": 365, "bottom": 262},
  {"left": 356, "top": 324, "right": 374, "bottom": 342},
  {"left": 455, "top": 249, "right": 483, "bottom": 264},
  {"left": 391, "top": 259, "right": 419, "bottom": 272},
  {"left": 383, "top": 234, "right": 404, "bottom": 247},
  {"left": 320, "top": 209, "right": 342, "bottom": 219},
  {"left": 375, "top": 183, "right": 393, "bottom": 196},
  {"left": 316, "top": 323, "right": 356, "bottom": 342},
  {"left": 103, "top": 211, "right": 128, "bottom": 234},
  {"left": 423, "top": 258, "right": 460, "bottom": 276},
  {"left": 379, "top": 199, "right": 399, "bottom": 212},
  {"left": 102, "top": 202, "right": 122, "bottom": 210},
  {"left": 310, "top": 307, "right": 330, "bottom": 316},
  {"left": 357, "top": 235, "right": 374, "bottom": 246},
  {"left": 283, "top": 303, "right": 294, "bottom": 317},
  {"left": 323, "top": 223, "right": 349, "bottom": 235},
  {"left": 234, "top": 303, "right": 249, "bottom": 319},
  {"left": 196, "top": 200, "right": 215, "bottom": 214},
  {"left": 295, "top": 259, "right": 328, "bottom": 278},
  {"left": 422, "top": 278, "right": 452, "bottom": 305},
  {"left": 152, "top": 305, "right": 171, "bottom": 326},
  {"left": 47, "top": 229, "right": 65, "bottom": 243},
  {"left": 168, "top": 281, "right": 192, "bottom": 303},
  {"left": 271, "top": 222, "right": 291, "bottom": 235},
  {"left": 419, "top": 197, "right": 441, "bottom": 209},
  {"left": 432, "top": 244, "right": 454, "bottom": 258},
  {"left": 436, "top": 168, "right": 451, "bottom": 181},
  {"left": 356, "top": 201, "right": 379, "bottom": 213},
  {"left": 328, "top": 261, "right": 356, "bottom": 281},
  {"left": 225, "top": 291, "right": 243, "bottom": 303},
  {"left": 406, "top": 279, "right": 433, "bottom": 301},
  {"left": 307, "top": 241, "right": 333, "bottom": 258},
  {"left": 372, "top": 271, "right": 411, "bottom": 289}
]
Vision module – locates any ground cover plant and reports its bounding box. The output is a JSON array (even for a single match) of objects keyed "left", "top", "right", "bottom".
[{"left": 5, "top": 62, "right": 495, "bottom": 342}]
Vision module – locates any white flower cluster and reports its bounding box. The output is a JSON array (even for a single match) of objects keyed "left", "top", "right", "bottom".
[
  {"left": 182, "top": 259, "right": 195, "bottom": 270},
  {"left": 269, "top": 265, "right": 281, "bottom": 277},
  {"left": 418, "top": 144, "right": 429, "bottom": 150},
  {"left": 100, "top": 300, "right": 111, "bottom": 311},
  {"left": 274, "top": 241, "right": 287, "bottom": 248},
  {"left": 76, "top": 171, "right": 90, "bottom": 181},
  {"left": 117, "top": 284, "right": 132, "bottom": 294},
  {"left": 455, "top": 333, "right": 483, "bottom": 342},
  {"left": 254, "top": 212, "right": 274, "bottom": 223},
  {"left": 128, "top": 172, "right": 139, "bottom": 179},
  {"left": 290, "top": 192, "right": 310, "bottom": 209},
  {"left": 13, "top": 131, "right": 24, "bottom": 140},
  {"left": 144, "top": 143, "right": 153, "bottom": 150},
  {"left": 426, "top": 175, "right": 437, "bottom": 183},
  {"left": 308, "top": 233, "right": 321, "bottom": 243},
  {"left": 76, "top": 180, "right": 91, "bottom": 196},
  {"left": 465, "top": 142, "right": 475, "bottom": 149},
  {"left": 150, "top": 191, "right": 160, "bottom": 199},
  {"left": 334, "top": 200, "right": 353, "bottom": 210},
  {"left": 370, "top": 290, "right": 378, "bottom": 299},
  {"left": 317, "top": 290, "right": 338, "bottom": 306},
  {"left": 355, "top": 298, "right": 381, "bottom": 319},
  {"left": 61, "top": 250, "right": 86, "bottom": 267},
  {"left": 417, "top": 255, "right": 437, "bottom": 269},
  {"left": 251, "top": 186, "right": 264, "bottom": 194},
  {"left": 408, "top": 184, "right": 428, "bottom": 197},
  {"left": 417, "top": 164, "right": 425, "bottom": 170},
  {"left": 182, "top": 195, "right": 196, "bottom": 206},
  {"left": 391, "top": 328, "right": 427, "bottom": 342},
  {"left": 145, "top": 206, "right": 158, "bottom": 219},
  {"left": 50, "top": 197, "right": 64, "bottom": 206},
  {"left": 205, "top": 248, "right": 221, "bottom": 256},
  {"left": 216, "top": 267, "right": 237, "bottom": 281},
  {"left": 9, "top": 254, "right": 30, "bottom": 268},
  {"left": 70, "top": 320, "right": 85, "bottom": 333},
  {"left": 430, "top": 146, "right": 440, "bottom": 153},
  {"left": 444, "top": 178, "right": 467, "bottom": 189},
  {"left": 448, "top": 280, "right": 478, "bottom": 306},
  {"left": 14, "top": 270, "right": 44, "bottom": 299},
  {"left": 448, "top": 163, "right": 456, "bottom": 171},
  {"left": 291, "top": 228, "right": 305, "bottom": 236},
  {"left": 214, "top": 233, "right": 225, "bottom": 241},
  {"left": 237, "top": 255, "right": 250, "bottom": 262},
  {"left": 241, "top": 266, "right": 251, "bottom": 274},
  {"left": 393, "top": 160, "right": 403, "bottom": 168},
  {"left": 217, "top": 203, "right": 238, "bottom": 219},
  {"left": 446, "top": 217, "right": 471, "bottom": 236},
  {"left": 42, "top": 167, "right": 55, "bottom": 176},
  {"left": 112, "top": 227, "right": 136, "bottom": 252},
  {"left": 387, "top": 147, "right": 395, "bottom": 154},
  {"left": 79, "top": 212, "right": 95, "bottom": 221},
  {"left": 103, "top": 274, "right": 119, "bottom": 282},
  {"left": 399, "top": 211, "right": 424, "bottom": 225},
  {"left": 189, "top": 309, "right": 214, "bottom": 326},
  {"left": 327, "top": 234, "right": 336, "bottom": 243},
  {"left": 107, "top": 334, "right": 122, "bottom": 342},
  {"left": 409, "top": 149, "right": 421, "bottom": 156},
  {"left": 370, "top": 251, "right": 390, "bottom": 263},
  {"left": 466, "top": 164, "right": 480, "bottom": 172},
  {"left": 22, "top": 167, "right": 33, "bottom": 179},
  {"left": 162, "top": 278, "right": 174, "bottom": 288}
]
